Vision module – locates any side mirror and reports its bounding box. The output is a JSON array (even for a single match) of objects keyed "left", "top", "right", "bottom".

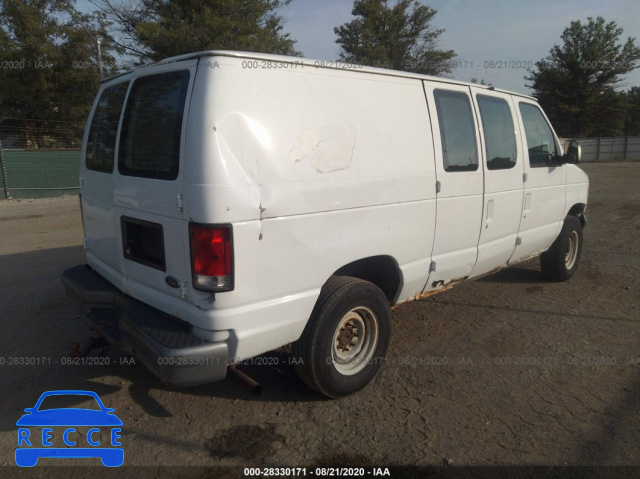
[{"left": 564, "top": 140, "right": 581, "bottom": 164}]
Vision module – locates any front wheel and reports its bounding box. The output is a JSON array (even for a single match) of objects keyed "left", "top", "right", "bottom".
[
  {"left": 292, "top": 276, "right": 391, "bottom": 398},
  {"left": 540, "top": 215, "right": 583, "bottom": 281}
]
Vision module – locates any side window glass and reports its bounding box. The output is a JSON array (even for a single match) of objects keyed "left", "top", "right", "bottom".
[
  {"left": 477, "top": 95, "right": 517, "bottom": 170},
  {"left": 86, "top": 82, "right": 129, "bottom": 173},
  {"left": 434, "top": 90, "right": 478, "bottom": 172},
  {"left": 118, "top": 70, "right": 190, "bottom": 181},
  {"left": 519, "top": 103, "right": 559, "bottom": 168}
]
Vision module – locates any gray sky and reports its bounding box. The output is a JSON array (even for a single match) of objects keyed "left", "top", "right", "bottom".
[
  {"left": 78, "top": 0, "right": 640, "bottom": 95},
  {"left": 280, "top": 0, "right": 640, "bottom": 94}
]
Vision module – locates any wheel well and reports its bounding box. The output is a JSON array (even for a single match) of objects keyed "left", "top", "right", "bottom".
[
  {"left": 333, "top": 256, "right": 402, "bottom": 304},
  {"left": 567, "top": 203, "right": 587, "bottom": 227}
]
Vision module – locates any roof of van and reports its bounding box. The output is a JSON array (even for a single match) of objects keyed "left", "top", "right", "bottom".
[{"left": 107, "top": 50, "right": 537, "bottom": 101}]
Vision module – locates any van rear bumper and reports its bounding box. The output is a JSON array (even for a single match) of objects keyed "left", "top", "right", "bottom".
[{"left": 61, "top": 264, "right": 228, "bottom": 387}]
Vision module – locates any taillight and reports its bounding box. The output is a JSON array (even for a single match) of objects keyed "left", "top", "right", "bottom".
[{"left": 189, "top": 223, "right": 234, "bottom": 292}]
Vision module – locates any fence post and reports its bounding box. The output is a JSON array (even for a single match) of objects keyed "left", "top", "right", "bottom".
[
  {"left": 624, "top": 137, "right": 628, "bottom": 160},
  {"left": 610, "top": 137, "right": 615, "bottom": 162},
  {"left": 0, "top": 139, "right": 10, "bottom": 199}
]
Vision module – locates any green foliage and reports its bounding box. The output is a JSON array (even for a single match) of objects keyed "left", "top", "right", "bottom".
[
  {"left": 334, "top": 0, "right": 456, "bottom": 75},
  {"left": 0, "top": 0, "right": 120, "bottom": 147},
  {"left": 92, "top": 0, "right": 300, "bottom": 62},
  {"left": 526, "top": 16, "right": 640, "bottom": 137}
]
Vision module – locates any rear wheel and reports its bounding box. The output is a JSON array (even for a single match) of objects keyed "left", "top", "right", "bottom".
[
  {"left": 540, "top": 215, "right": 583, "bottom": 281},
  {"left": 292, "top": 276, "right": 391, "bottom": 398}
]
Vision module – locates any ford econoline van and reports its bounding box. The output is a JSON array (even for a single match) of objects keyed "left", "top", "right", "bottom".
[{"left": 62, "top": 51, "right": 588, "bottom": 397}]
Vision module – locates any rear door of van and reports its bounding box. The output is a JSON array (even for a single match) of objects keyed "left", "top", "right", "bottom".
[{"left": 81, "top": 60, "right": 198, "bottom": 310}]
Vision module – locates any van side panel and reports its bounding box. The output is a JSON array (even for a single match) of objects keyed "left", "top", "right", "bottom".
[
  {"left": 184, "top": 58, "right": 437, "bottom": 358},
  {"left": 185, "top": 59, "right": 436, "bottom": 219},
  {"left": 564, "top": 165, "right": 589, "bottom": 217}
]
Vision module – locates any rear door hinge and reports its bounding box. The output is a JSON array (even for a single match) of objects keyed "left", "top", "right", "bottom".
[
  {"left": 429, "top": 260, "right": 437, "bottom": 273},
  {"left": 79, "top": 176, "right": 85, "bottom": 189},
  {"left": 82, "top": 238, "right": 89, "bottom": 250},
  {"left": 177, "top": 194, "right": 184, "bottom": 212},
  {"left": 523, "top": 173, "right": 528, "bottom": 183},
  {"left": 515, "top": 236, "right": 522, "bottom": 246},
  {"left": 180, "top": 282, "right": 188, "bottom": 299},
  {"left": 436, "top": 180, "right": 441, "bottom": 194}
]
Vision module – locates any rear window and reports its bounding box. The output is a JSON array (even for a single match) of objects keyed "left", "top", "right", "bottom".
[
  {"left": 118, "top": 70, "right": 190, "bottom": 180},
  {"left": 86, "top": 82, "right": 129, "bottom": 173},
  {"left": 434, "top": 89, "right": 478, "bottom": 172}
]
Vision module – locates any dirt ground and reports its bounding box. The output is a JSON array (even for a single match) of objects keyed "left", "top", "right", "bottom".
[{"left": 0, "top": 163, "right": 638, "bottom": 473}]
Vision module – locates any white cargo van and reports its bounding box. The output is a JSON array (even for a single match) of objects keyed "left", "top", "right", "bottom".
[{"left": 62, "top": 51, "right": 588, "bottom": 397}]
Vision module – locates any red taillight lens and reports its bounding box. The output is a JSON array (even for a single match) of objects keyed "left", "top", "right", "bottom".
[{"left": 189, "top": 223, "right": 233, "bottom": 292}]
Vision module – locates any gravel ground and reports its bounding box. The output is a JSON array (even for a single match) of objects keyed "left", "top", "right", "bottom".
[{"left": 0, "top": 163, "right": 638, "bottom": 474}]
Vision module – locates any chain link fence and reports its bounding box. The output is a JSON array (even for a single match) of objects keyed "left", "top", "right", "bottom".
[
  {"left": 2, "top": 127, "right": 639, "bottom": 200},
  {"left": 0, "top": 122, "right": 83, "bottom": 199}
]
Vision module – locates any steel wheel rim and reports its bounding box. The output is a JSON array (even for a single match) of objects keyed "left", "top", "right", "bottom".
[
  {"left": 564, "top": 230, "right": 579, "bottom": 270},
  {"left": 331, "top": 307, "right": 379, "bottom": 376}
]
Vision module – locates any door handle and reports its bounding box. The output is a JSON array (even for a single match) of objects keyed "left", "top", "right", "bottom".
[
  {"left": 523, "top": 193, "right": 532, "bottom": 216},
  {"left": 485, "top": 199, "right": 494, "bottom": 227}
]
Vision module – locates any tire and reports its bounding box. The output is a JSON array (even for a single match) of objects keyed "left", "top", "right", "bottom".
[
  {"left": 292, "top": 276, "right": 391, "bottom": 398},
  {"left": 540, "top": 215, "right": 583, "bottom": 281}
]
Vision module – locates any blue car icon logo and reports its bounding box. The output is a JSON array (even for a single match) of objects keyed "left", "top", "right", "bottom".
[{"left": 16, "top": 390, "right": 123, "bottom": 467}]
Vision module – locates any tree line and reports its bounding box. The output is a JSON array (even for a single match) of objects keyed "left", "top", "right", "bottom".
[{"left": 0, "top": 0, "right": 638, "bottom": 147}]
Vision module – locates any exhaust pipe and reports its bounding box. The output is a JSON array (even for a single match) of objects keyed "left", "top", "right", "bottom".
[
  {"left": 70, "top": 336, "right": 109, "bottom": 357},
  {"left": 228, "top": 364, "right": 263, "bottom": 395}
]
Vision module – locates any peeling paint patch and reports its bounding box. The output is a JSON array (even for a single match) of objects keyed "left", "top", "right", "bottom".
[
  {"left": 290, "top": 129, "right": 322, "bottom": 164},
  {"left": 432, "top": 276, "right": 468, "bottom": 290},
  {"left": 392, "top": 287, "right": 453, "bottom": 310},
  {"left": 290, "top": 124, "right": 356, "bottom": 173}
]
